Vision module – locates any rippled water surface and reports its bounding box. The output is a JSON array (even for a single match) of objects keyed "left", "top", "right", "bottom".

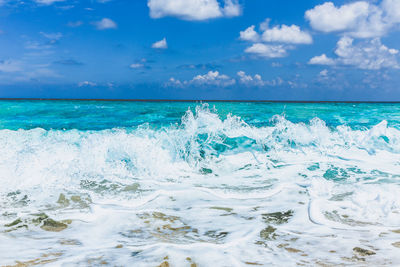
[{"left": 1, "top": 101, "right": 400, "bottom": 266}]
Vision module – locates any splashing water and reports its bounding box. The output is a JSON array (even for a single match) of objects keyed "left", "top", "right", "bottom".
[{"left": 1, "top": 101, "right": 400, "bottom": 266}]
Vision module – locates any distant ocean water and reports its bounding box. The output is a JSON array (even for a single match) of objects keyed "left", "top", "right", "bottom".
[{"left": 1, "top": 100, "right": 400, "bottom": 266}]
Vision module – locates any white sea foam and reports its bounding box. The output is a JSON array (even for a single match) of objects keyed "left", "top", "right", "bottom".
[{"left": 1, "top": 105, "right": 400, "bottom": 266}]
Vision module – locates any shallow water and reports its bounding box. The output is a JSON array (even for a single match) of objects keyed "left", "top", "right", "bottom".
[{"left": 1, "top": 101, "right": 400, "bottom": 266}]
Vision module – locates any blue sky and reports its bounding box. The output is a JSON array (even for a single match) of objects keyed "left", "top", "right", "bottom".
[{"left": 0, "top": 0, "right": 399, "bottom": 100}]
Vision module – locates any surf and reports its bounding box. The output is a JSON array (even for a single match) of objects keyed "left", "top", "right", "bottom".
[{"left": 1, "top": 103, "right": 400, "bottom": 266}]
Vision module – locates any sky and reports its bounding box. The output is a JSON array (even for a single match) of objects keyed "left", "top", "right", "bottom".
[{"left": 0, "top": 0, "right": 400, "bottom": 100}]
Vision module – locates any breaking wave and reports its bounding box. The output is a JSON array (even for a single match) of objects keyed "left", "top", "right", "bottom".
[{"left": 1, "top": 104, "right": 400, "bottom": 266}]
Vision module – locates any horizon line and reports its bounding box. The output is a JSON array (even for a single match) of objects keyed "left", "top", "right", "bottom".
[{"left": 0, "top": 98, "right": 400, "bottom": 103}]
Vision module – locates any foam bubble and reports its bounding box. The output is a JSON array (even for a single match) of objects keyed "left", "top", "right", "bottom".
[{"left": 1, "top": 104, "right": 400, "bottom": 266}]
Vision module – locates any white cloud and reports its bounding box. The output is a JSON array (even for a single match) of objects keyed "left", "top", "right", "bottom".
[
  {"left": 0, "top": 60, "right": 22, "bottom": 73},
  {"left": 309, "top": 37, "right": 399, "bottom": 70},
  {"left": 305, "top": 0, "right": 400, "bottom": 38},
  {"left": 262, "top": 24, "right": 312, "bottom": 44},
  {"left": 192, "top": 71, "right": 235, "bottom": 86},
  {"left": 305, "top": 2, "right": 369, "bottom": 33},
  {"left": 319, "top": 69, "right": 328, "bottom": 77},
  {"left": 147, "top": 0, "right": 241, "bottom": 21},
  {"left": 25, "top": 41, "right": 53, "bottom": 51},
  {"left": 237, "top": 71, "right": 284, "bottom": 87},
  {"left": 0, "top": 59, "right": 59, "bottom": 83},
  {"left": 152, "top": 38, "right": 168, "bottom": 49},
  {"left": 40, "top": 32, "right": 63, "bottom": 41},
  {"left": 34, "top": 0, "right": 65, "bottom": 5},
  {"left": 271, "top": 62, "right": 282, "bottom": 67},
  {"left": 239, "top": 26, "right": 260, "bottom": 42},
  {"left": 237, "top": 71, "right": 263, "bottom": 86},
  {"left": 167, "top": 70, "right": 288, "bottom": 88},
  {"left": 25, "top": 66, "right": 59, "bottom": 79},
  {"left": 130, "top": 63, "right": 144, "bottom": 69},
  {"left": 56, "top": 4, "right": 74, "bottom": 10},
  {"left": 245, "top": 43, "right": 288, "bottom": 58},
  {"left": 167, "top": 77, "right": 183, "bottom": 87},
  {"left": 259, "top": 18, "right": 271, "bottom": 32},
  {"left": 168, "top": 71, "right": 235, "bottom": 87},
  {"left": 78, "top": 81, "right": 97, "bottom": 87},
  {"left": 382, "top": 0, "right": 400, "bottom": 24},
  {"left": 222, "top": 0, "right": 241, "bottom": 17},
  {"left": 308, "top": 54, "right": 336, "bottom": 65},
  {"left": 239, "top": 20, "right": 312, "bottom": 58},
  {"left": 335, "top": 36, "right": 399, "bottom": 69},
  {"left": 93, "top": 18, "right": 117, "bottom": 30}
]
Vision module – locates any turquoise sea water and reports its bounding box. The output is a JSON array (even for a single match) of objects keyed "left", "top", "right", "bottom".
[
  {"left": 1, "top": 101, "right": 400, "bottom": 266},
  {"left": 1, "top": 101, "right": 400, "bottom": 130}
]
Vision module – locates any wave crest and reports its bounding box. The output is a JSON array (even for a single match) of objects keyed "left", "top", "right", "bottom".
[{"left": 0, "top": 104, "right": 399, "bottom": 195}]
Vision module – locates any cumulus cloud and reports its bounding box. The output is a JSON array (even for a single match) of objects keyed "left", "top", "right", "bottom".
[
  {"left": 223, "top": 0, "right": 241, "bottom": 17},
  {"left": 382, "top": 0, "right": 400, "bottom": 24},
  {"left": 237, "top": 71, "right": 284, "bottom": 86},
  {"left": 315, "top": 69, "right": 337, "bottom": 84},
  {"left": 308, "top": 54, "right": 336, "bottom": 65},
  {"left": 319, "top": 69, "right": 329, "bottom": 77},
  {"left": 262, "top": 24, "right": 312, "bottom": 44},
  {"left": 245, "top": 43, "right": 288, "bottom": 58},
  {"left": 167, "top": 70, "right": 288, "bottom": 88},
  {"left": 335, "top": 36, "right": 399, "bottom": 69},
  {"left": 167, "top": 77, "right": 184, "bottom": 87},
  {"left": 168, "top": 71, "right": 235, "bottom": 87},
  {"left": 237, "top": 71, "right": 263, "bottom": 86},
  {"left": 191, "top": 71, "right": 235, "bottom": 86},
  {"left": 239, "top": 26, "right": 260, "bottom": 42},
  {"left": 152, "top": 38, "right": 168, "bottom": 49},
  {"left": 305, "top": 0, "right": 400, "bottom": 38},
  {"left": 306, "top": 2, "right": 369, "bottom": 33},
  {"left": 240, "top": 19, "right": 311, "bottom": 58},
  {"left": 309, "top": 37, "right": 399, "bottom": 69},
  {"left": 93, "top": 18, "right": 117, "bottom": 30},
  {"left": 78, "top": 81, "right": 97, "bottom": 87},
  {"left": 147, "top": 0, "right": 241, "bottom": 21}
]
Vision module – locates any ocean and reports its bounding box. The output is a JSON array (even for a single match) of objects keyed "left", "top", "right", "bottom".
[{"left": 0, "top": 100, "right": 400, "bottom": 266}]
